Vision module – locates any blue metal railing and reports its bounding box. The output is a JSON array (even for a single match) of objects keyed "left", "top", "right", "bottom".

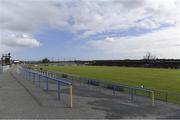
[{"left": 19, "top": 68, "right": 73, "bottom": 108}]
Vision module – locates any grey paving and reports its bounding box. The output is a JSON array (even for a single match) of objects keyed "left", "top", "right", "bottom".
[{"left": 0, "top": 66, "right": 180, "bottom": 119}]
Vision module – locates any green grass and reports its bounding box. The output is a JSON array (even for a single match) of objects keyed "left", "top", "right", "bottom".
[
  {"left": 34, "top": 65, "right": 180, "bottom": 93},
  {"left": 33, "top": 65, "right": 180, "bottom": 104}
]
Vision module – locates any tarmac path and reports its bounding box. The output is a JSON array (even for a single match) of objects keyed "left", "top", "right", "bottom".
[{"left": 0, "top": 66, "right": 180, "bottom": 119}]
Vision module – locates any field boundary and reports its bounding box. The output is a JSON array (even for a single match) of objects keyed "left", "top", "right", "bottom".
[{"left": 31, "top": 67, "right": 180, "bottom": 105}]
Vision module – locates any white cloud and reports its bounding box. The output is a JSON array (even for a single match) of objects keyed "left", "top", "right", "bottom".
[
  {"left": 0, "top": 32, "right": 41, "bottom": 52},
  {"left": 0, "top": 0, "right": 180, "bottom": 58},
  {"left": 1, "top": 34, "right": 40, "bottom": 48},
  {"left": 68, "top": 0, "right": 180, "bottom": 38},
  {"left": 88, "top": 25, "right": 180, "bottom": 59},
  {"left": 0, "top": 0, "right": 69, "bottom": 33},
  {"left": 1, "top": 0, "right": 180, "bottom": 37}
]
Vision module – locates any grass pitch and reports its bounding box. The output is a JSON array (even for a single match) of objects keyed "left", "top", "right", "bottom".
[{"left": 35, "top": 65, "right": 180, "bottom": 93}]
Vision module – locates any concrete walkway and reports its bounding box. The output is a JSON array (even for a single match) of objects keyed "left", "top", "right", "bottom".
[
  {"left": 0, "top": 67, "right": 180, "bottom": 119},
  {"left": 0, "top": 67, "right": 105, "bottom": 119}
]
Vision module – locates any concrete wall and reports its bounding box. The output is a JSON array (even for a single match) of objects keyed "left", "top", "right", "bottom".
[
  {"left": 0, "top": 65, "right": 10, "bottom": 72},
  {"left": 0, "top": 65, "right": 2, "bottom": 73},
  {"left": 3, "top": 65, "right": 10, "bottom": 72}
]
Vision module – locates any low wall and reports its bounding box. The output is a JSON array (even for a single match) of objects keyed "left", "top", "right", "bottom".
[
  {"left": 0, "top": 65, "right": 10, "bottom": 72},
  {"left": 0, "top": 65, "right": 2, "bottom": 72}
]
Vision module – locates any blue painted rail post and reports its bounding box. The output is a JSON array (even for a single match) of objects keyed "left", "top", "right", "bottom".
[
  {"left": 27, "top": 71, "right": 29, "bottom": 80},
  {"left": 88, "top": 80, "right": 90, "bottom": 96},
  {"left": 130, "top": 87, "right": 134, "bottom": 102},
  {"left": 33, "top": 73, "right": 35, "bottom": 84},
  {"left": 28, "top": 71, "right": 31, "bottom": 81},
  {"left": 29, "top": 72, "right": 31, "bottom": 81},
  {"left": 46, "top": 77, "right": 49, "bottom": 92},
  {"left": 25, "top": 70, "right": 27, "bottom": 80},
  {"left": 58, "top": 81, "right": 60, "bottom": 100},
  {"left": 38, "top": 74, "right": 41, "bottom": 88},
  {"left": 113, "top": 85, "right": 116, "bottom": 96},
  {"left": 28, "top": 71, "right": 29, "bottom": 80}
]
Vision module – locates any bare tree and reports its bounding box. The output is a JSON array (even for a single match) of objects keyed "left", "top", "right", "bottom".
[{"left": 143, "top": 52, "right": 157, "bottom": 60}]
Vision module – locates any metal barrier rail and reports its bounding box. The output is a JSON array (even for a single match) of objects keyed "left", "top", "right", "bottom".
[
  {"left": 20, "top": 68, "right": 73, "bottom": 108},
  {"left": 30, "top": 68, "right": 180, "bottom": 105},
  {"left": 33, "top": 69, "right": 155, "bottom": 105},
  {"left": 36, "top": 69, "right": 57, "bottom": 78},
  {"left": 85, "top": 79, "right": 156, "bottom": 106}
]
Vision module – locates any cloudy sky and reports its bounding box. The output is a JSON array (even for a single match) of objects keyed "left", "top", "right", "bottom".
[{"left": 0, "top": 0, "right": 180, "bottom": 60}]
